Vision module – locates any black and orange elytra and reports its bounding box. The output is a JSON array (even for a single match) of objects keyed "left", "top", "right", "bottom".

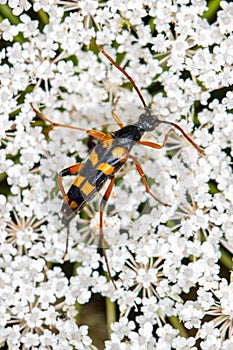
[
  {"left": 31, "top": 46, "right": 205, "bottom": 288},
  {"left": 61, "top": 123, "right": 149, "bottom": 225}
]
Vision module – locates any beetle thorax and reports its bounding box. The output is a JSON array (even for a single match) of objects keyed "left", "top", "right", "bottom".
[{"left": 112, "top": 124, "right": 144, "bottom": 151}]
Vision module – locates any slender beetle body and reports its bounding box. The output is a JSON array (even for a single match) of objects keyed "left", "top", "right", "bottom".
[{"left": 61, "top": 122, "right": 145, "bottom": 224}]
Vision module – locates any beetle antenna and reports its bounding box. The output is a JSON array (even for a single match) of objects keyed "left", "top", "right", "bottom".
[
  {"left": 98, "top": 46, "right": 205, "bottom": 156},
  {"left": 160, "top": 119, "right": 205, "bottom": 155},
  {"left": 98, "top": 45, "right": 148, "bottom": 109}
]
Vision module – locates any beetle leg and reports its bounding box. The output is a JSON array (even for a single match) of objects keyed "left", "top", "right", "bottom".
[
  {"left": 139, "top": 128, "right": 173, "bottom": 149},
  {"left": 99, "top": 177, "right": 117, "bottom": 289},
  {"left": 31, "top": 103, "right": 106, "bottom": 139},
  {"left": 130, "top": 155, "right": 171, "bottom": 207},
  {"left": 111, "top": 96, "right": 124, "bottom": 128}
]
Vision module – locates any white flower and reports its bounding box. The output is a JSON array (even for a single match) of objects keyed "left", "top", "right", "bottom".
[
  {"left": 136, "top": 267, "right": 158, "bottom": 288},
  {"left": 217, "top": 1, "right": 233, "bottom": 34},
  {"left": 172, "top": 335, "right": 196, "bottom": 350},
  {"left": 8, "top": 0, "right": 31, "bottom": 15},
  {"left": 111, "top": 317, "right": 135, "bottom": 340},
  {"left": 178, "top": 301, "right": 204, "bottom": 329},
  {"left": 156, "top": 323, "right": 179, "bottom": 348},
  {"left": 0, "top": 19, "right": 19, "bottom": 41}
]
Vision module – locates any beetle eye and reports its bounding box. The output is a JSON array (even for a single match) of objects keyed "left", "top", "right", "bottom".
[
  {"left": 139, "top": 114, "right": 146, "bottom": 121},
  {"left": 151, "top": 115, "right": 161, "bottom": 127}
]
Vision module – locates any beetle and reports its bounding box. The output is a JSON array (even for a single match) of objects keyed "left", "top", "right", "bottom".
[{"left": 31, "top": 46, "right": 205, "bottom": 288}]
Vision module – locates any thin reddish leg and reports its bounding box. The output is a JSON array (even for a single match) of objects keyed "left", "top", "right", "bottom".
[
  {"left": 111, "top": 96, "right": 124, "bottom": 128},
  {"left": 58, "top": 163, "right": 84, "bottom": 198},
  {"left": 99, "top": 177, "right": 117, "bottom": 289},
  {"left": 131, "top": 130, "right": 174, "bottom": 206},
  {"left": 130, "top": 155, "right": 171, "bottom": 207},
  {"left": 30, "top": 103, "right": 107, "bottom": 139},
  {"left": 139, "top": 128, "right": 173, "bottom": 150}
]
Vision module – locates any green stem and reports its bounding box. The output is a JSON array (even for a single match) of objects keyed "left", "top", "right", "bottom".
[
  {"left": 105, "top": 297, "right": 116, "bottom": 338},
  {"left": 0, "top": 4, "right": 21, "bottom": 24},
  {"left": 220, "top": 247, "right": 233, "bottom": 271},
  {"left": 169, "top": 316, "right": 188, "bottom": 338},
  {"left": 202, "top": 0, "right": 221, "bottom": 21},
  {"left": 37, "top": 9, "right": 49, "bottom": 25}
]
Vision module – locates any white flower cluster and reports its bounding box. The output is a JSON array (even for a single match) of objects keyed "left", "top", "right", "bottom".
[{"left": 0, "top": 0, "right": 233, "bottom": 349}]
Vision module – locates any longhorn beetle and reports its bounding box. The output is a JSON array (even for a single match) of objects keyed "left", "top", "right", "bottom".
[{"left": 31, "top": 46, "right": 205, "bottom": 288}]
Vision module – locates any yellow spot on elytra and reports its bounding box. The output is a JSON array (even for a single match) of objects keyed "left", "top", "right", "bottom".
[
  {"left": 97, "top": 163, "right": 115, "bottom": 175},
  {"left": 102, "top": 138, "right": 114, "bottom": 148},
  {"left": 73, "top": 175, "right": 85, "bottom": 187},
  {"left": 70, "top": 201, "right": 78, "bottom": 209},
  {"left": 89, "top": 150, "right": 99, "bottom": 166},
  {"left": 111, "top": 146, "right": 128, "bottom": 162},
  {"left": 81, "top": 181, "right": 95, "bottom": 195}
]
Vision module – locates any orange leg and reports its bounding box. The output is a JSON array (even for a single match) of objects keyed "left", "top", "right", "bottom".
[
  {"left": 130, "top": 129, "right": 174, "bottom": 206},
  {"left": 31, "top": 103, "right": 106, "bottom": 140},
  {"left": 111, "top": 97, "right": 124, "bottom": 128},
  {"left": 99, "top": 177, "right": 117, "bottom": 289},
  {"left": 139, "top": 128, "right": 173, "bottom": 149},
  {"left": 58, "top": 163, "right": 84, "bottom": 198},
  {"left": 112, "top": 110, "right": 124, "bottom": 129},
  {"left": 140, "top": 127, "right": 205, "bottom": 156},
  {"left": 130, "top": 155, "right": 171, "bottom": 207}
]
